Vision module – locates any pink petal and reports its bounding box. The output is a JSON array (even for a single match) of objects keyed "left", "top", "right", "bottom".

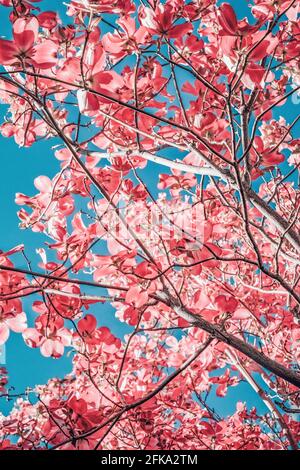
[
  {"left": 93, "top": 70, "right": 124, "bottom": 92},
  {"left": 250, "top": 40, "right": 271, "bottom": 61},
  {"left": 118, "top": 16, "right": 136, "bottom": 36},
  {"left": 218, "top": 3, "right": 238, "bottom": 35},
  {"left": 0, "top": 323, "right": 9, "bottom": 345},
  {"left": 49, "top": 340, "right": 64, "bottom": 358},
  {"left": 98, "top": 327, "right": 115, "bottom": 345},
  {"left": 40, "top": 338, "right": 54, "bottom": 357},
  {"left": 126, "top": 286, "right": 148, "bottom": 307},
  {"left": 233, "top": 308, "right": 251, "bottom": 320},
  {"left": 2, "top": 244, "right": 24, "bottom": 256},
  {"left": 242, "top": 64, "right": 266, "bottom": 89},
  {"left": 37, "top": 11, "right": 58, "bottom": 30},
  {"left": 34, "top": 175, "right": 52, "bottom": 193},
  {"left": 59, "top": 328, "right": 72, "bottom": 347},
  {"left": 7, "top": 312, "right": 27, "bottom": 333},
  {"left": 22, "top": 328, "right": 42, "bottom": 348},
  {"left": 215, "top": 294, "right": 238, "bottom": 313},
  {"left": 216, "top": 383, "right": 228, "bottom": 397},
  {"left": 102, "top": 33, "right": 124, "bottom": 54},
  {"left": 32, "top": 40, "right": 58, "bottom": 69},
  {"left": 89, "top": 44, "right": 106, "bottom": 75},
  {"left": 78, "top": 314, "right": 97, "bottom": 335},
  {"left": 0, "top": 39, "right": 17, "bottom": 64},
  {"left": 193, "top": 290, "right": 211, "bottom": 309},
  {"left": 168, "top": 22, "right": 193, "bottom": 39},
  {"left": 77, "top": 90, "right": 99, "bottom": 114},
  {"left": 72, "top": 213, "right": 86, "bottom": 231},
  {"left": 13, "top": 17, "right": 39, "bottom": 52},
  {"left": 220, "top": 35, "right": 237, "bottom": 56}
]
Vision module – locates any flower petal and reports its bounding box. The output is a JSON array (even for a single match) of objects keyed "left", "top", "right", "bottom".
[
  {"left": 13, "top": 17, "right": 39, "bottom": 52},
  {"left": 7, "top": 312, "right": 27, "bottom": 333},
  {"left": 0, "top": 323, "right": 9, "bottom": 345},
  {"left": 0, "top": 39, "right": 18, "bottom": 64}
]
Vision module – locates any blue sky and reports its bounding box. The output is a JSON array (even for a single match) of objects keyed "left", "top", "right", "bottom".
[{"left": 0, "top": 0, "right": 295, "bottom": 423}]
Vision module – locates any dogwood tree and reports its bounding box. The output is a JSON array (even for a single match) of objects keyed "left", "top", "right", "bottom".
[{"left": 0, "top": 0, "right": 299, "bottom": 450}]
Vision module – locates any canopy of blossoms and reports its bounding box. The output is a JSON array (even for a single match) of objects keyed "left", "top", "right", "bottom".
[{"left": 0, "top": 0, "right": 299, "bottom": 450}]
